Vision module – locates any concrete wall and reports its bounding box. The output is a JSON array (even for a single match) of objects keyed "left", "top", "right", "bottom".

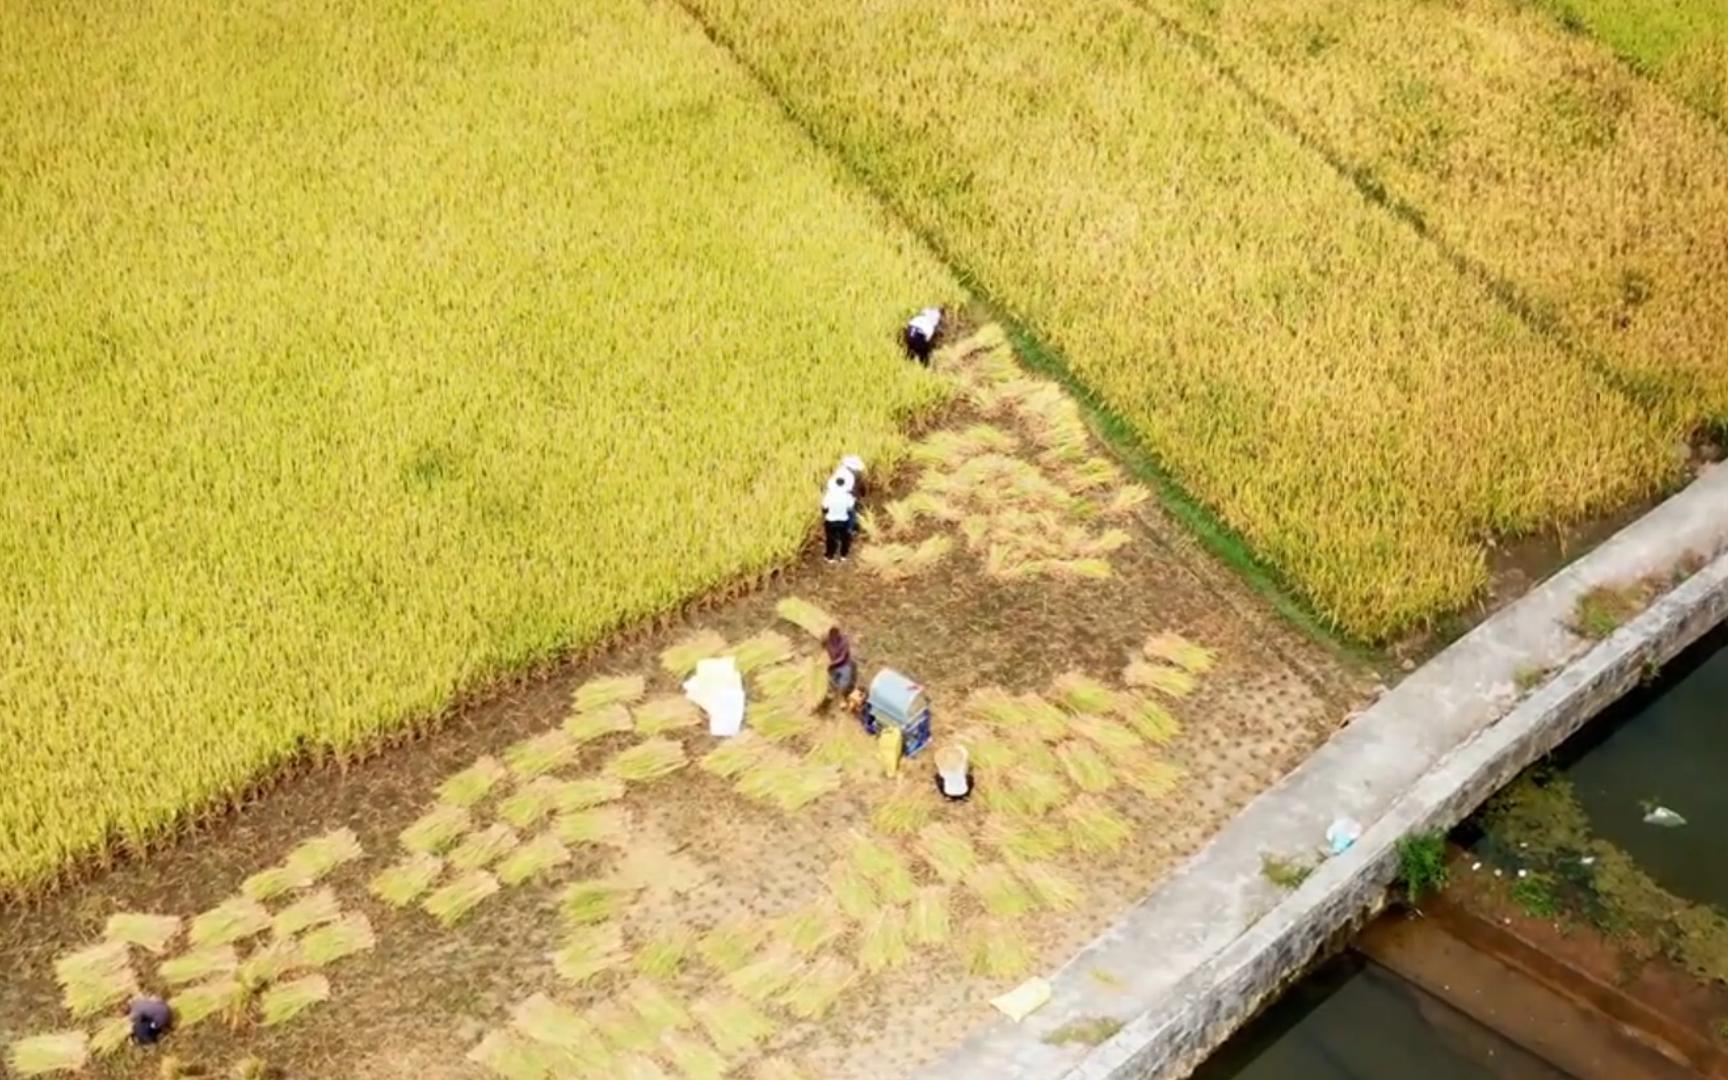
[{"left": 919, "top": 464, "right": 1728, "bottom": 1080}]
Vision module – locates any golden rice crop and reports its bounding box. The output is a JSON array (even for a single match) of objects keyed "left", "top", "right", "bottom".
[
  {"left": 0, "top": 0, "right": 954, "bottom": 894},
  {"left": 1542, "top": 1, "right": 1728, "bottom": 124},
  {"left": 438, "top": 757, "right": 508, "bottom": 809},
  {"left": 686, "top": 0, "right": 1679, "bottom": 641},
  {"left": 259, "top": 974, "right": 330, "bottom": 1027},
  {"left": 1148, "top": 0, "right": 1728, "bottom": 425}
]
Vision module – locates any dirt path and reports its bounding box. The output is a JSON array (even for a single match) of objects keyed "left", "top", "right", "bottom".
[{"left": 0, "top": 331, "right": 1367, "bottom": 1080}]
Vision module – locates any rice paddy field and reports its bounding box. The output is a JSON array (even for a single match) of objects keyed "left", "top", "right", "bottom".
[{"left": 1536, "top": 0, "right": 1728, "bottom": 122}]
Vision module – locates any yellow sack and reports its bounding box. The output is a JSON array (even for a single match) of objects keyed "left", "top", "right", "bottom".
[{"left": 877, "top": 727, "right": 902, "bottom": 777}]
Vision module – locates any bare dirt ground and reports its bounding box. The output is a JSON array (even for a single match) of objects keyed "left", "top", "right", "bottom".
[{"left": 0, "top": 329, "right": 1370, "bottom": 1080}]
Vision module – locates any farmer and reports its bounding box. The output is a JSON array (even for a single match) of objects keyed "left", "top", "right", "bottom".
[
  {"left": 825, "top": 626, "right": 857, "bottom": 699},
  {"left": 821, "top": 472, "right": 856, "bottom": 562},
  {"left": 904, "top": 306, "right": 943, "bottom": 366},
  {"left": 128, "top": 996, "right": 173, "bottom": 1046},
  {"left": 832, "top": 454, "right": 866, "bottom": 537}
]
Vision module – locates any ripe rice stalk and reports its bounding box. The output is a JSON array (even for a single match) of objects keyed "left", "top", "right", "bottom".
[
  {"left": 299, "top": 913, "right": 375, "bottom": 968},
  {"left": 555, "top": 776, "right": 627, "bottom": 811},
  {"left": 965, "top": 863, "right": 1036, "bottom": 919},
  {"left": 727, "top": 944, "right": 804, "bottom": 1003},
  {"left": 700, "top": 732, "right": 772, "bottom": 779},
  {"left": 189, "top": 896, "right": 272, "bottom": 949},
  {"left": 697, "top": 917, "right": 770, "bottom": 974},
  {"left": 907, "top": 885, "right": 953, "bottom": 946},
  {"left": 1118, "top": 695, "right": 1182, "bottom": 745},
  {"left": 369, "top": 853, "right": 444, "bottom": 907},
  {"left": 781, "top": 955, "right": 855, "bottom": 1020},
  {"left": 1011, "top": 859, "right": 1083, "bottom": 912},
  {"left": 731, "top": 629, "right": 794, "bottom": 673},
  {"left": 1052, "top": 671, "right": 1120, "bottom": 715},
  {"left": 238, "top": 936, "right": 304, "bottom": 990},
  {"left": 1103, "top": 484, "right": 1151, "bottom": 517},
  {"left": 449, "top": 823, "right": 521, "bottom": 872},
  {"left": 171, "top": 976, "right": 247, "bottom": 1028},
  {"left": 240, "top": 865, "right": 312, "bottom": 903},
  {"left": 555, "top": 806, "right": 629, "bottom": 848},
  {"left": 1014, "top": 693, "right": 1072, "bottom": 742},
  {"left": 1007, "top": 766, "right": 1070, "bottom": 816},
  {"left": 423, "top": 870, "right": 500, "bottom": 927},
  {"left": 400, "top": 803, "right": 471, "bottom": 855},
  {"left": 282, "top": 828, "right": 362, "bottom": 883},
  {"left": 748, "top": 696, "right": 816, "bottom": 743},
  {"left": 633, "top": 928, "right": 695, "bottom": 981},
  {"left": 8, "top": 1032, "right": 88, "bottom": 1076},
  {"left": 776, "top": 902, "right": 845, "bottom": 957},
  {"left": 856, "top": 906, "right": 911, "bottom": 972},
  {"left": 1122, "top": 757, "right": 1186, "bottom": 801},
  {"left": 775, "top": 596, "right": 834, "bottom": 640},
  {"left": 574, "top": 674, "right": 646, "bottom": 712},
  {"left": 89, "top": 1017, "right": 131, "bottom": 1058},
  {"left": 565, "top": 703, "right": 635, "bottom": 745},
  {"left": 562, "top": 879, "right": 639, "bottom": 926},
  {"left": 982, "top": 813, "right": 1069, "bottom": 861},
  {"left": 1070, "top": 714, "right": 1144, "bottom": 757},
  {"left": 850, "top": 833, "right": 917, "bottom": 903},
  {"left": 549, "top": 924, "right": 626, "bottom": 987},
  {"left": 661, "top": 1031, "right": 730, "bottom": 1080},
  {"left": 625, "top": 979, "right": 692, "bottom": 1031},
  {"left": 499, "top": 777, "right": 569, "bottom": 830},
  {"left": 510, "top": 993, "right": 598, "bottom": 1052},
  {"left": 1124, "top": 661, "right": 1197, "bottom": 699},
  {"left": 961, "top": 920, "right": 1034, "bottom": 980},
  {"left": 260, "top": 974, "right": 329, "bottom": 1026},
  {"left": 159, "top": 944, "right": 239, "bottom": 986},
  {"left": 468, "top": 1029, "right": 560, "bottom": 1080},
  {"left": 505, "top": 729, "right": 580, "bottom": 778},
  {"left": 271, "top": 887, "right": 340, "bottom": 938},
  {"left": 690, "top": 993, "right": 776, "bottom": 1057},
  {"left": 53, "top": 939, "right": 136, "bottom": 1017},
  {"left": 605, "top": 738, "right": 689, "bottom": 784},
  {"left": 807, "top": 724, "right": 875, "bottom": 776},
  {"left": 916, "top": 824, "right": 980, "bottom": 882},
  {"left": 497, "top": 831, "right": 571, "bottom": 886},
  {"left": 1057, "top": 742, "right": 1116, "bottom": 794},
  {"left": 438, "top": 755, "right": 508, "bottom": 808},
  {"left": 1143, "top": 632, "right": 1217, "bottom": 675},
  {"left": 1065, "top": 798, "right": 1132, "bottom": 855},
  {"left": 753, "top": 655, "right": 825, "bottom": 711},
  {"left": 634, "top": 696, "right": 702, "bottom": 736},
  {"left": 104, "top": 912, "right": 181, "bottom": 954},
  {"left": 872, "top": 789, "right": 931, "bottom": 835},
  {"left": 827, "top": 863, "right": 880, "bottom": 921},
  {"left": 661, "top": 629, "right": 729, "bottom": 677}
]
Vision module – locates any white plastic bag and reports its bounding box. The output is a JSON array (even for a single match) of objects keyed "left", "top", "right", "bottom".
[{"left": 684, "top": 657, "right": 745, "bottom": 738}]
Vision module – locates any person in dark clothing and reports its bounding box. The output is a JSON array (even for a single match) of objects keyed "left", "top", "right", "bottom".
[
  {"left": 129, "top": 997, "right": 172, "bottom": 1046},
  {"left": 825, "top": 626, "right": 857, "bottom": 698}
]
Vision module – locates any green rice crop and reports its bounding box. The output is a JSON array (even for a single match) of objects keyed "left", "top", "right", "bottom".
[
  {"left": 438, "top": 757, "right": 508, "bottom": 809},
  {"left": 103, "top": 912, "right": 181, "bottom": 954},
  {"left": 449, "top": 824, "right": 522, "bottom": 872},
  {"left": 754, "top": 656, "right": 827, "bottom": 712},
  {"left": 368, "top": 854, "right": 444, "bottom": 908},
  {"left": 423, "top": 870, "right": 501, "bottom": 928},
  {"left": 749, "top": 697, "right": 818, "bottom": 743},
  {"left": 260, "top": 974, "right": 330, "bottom": 1026},
  {"left": 700, "top": 733, "right": 774, "bottom": 779}
]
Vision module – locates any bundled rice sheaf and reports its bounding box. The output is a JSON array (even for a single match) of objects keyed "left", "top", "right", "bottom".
[
  {"left": 299, "top": 913, "right": 375, "bottom": 968},
  {"left": 438, "top": 755, "right": 508, "bottom": 808},
  {"left": 1070, "top": 715, "right": 1141, "bottom": 755},
  {"left": 736, "top": 755, "right": 840, "bottom": 812},
  {"left": 282, "top": 828, "right": 363, "bottom": 883},
  {"left": 700, "top": 732, "right": 773, "bottom": 779},
  {"left": 189, "top": 896, "right": 272, "bottom": 949},
  {"left": 1103, "top": 484, "right": 1151, "bottom": 517},
  {"left": 731, "top": 629, "right": 795, "bottom": 673},
  {"left": 498, "top": 777, "right": 571, "bottom": 830},
  {"left": 1143, "top": 632, "right": 1216, "bottom": 674},
  {"left": 400, "top": 803, "right": 471, "bottom": 855},
  {"left": 661, "top": 629, "right": 729, "bottom": 676},
  {"left": 449, "top": 823, "right": 522, "bottom": 872},
  {"left": 423, "top": 870, "right": 501, "bottom": 927},
  {"left": 634, "top": 695, "right": 702, "bottom": 735},
  {"left": 806, "top": 724, "right": 877, "bottom": 779},
  {"left": 1011, "top": 859, "right": 1084, "bottom": 911},
  {"left": 754, "top": 1060, "right": 817, "bottom": 1080},
  {"left": 1006, "top": 765, "right": 1071, "bottom": 816},
  {"left": 1120, "top": 755, "right": 1186, "bottom": 801},
  {"left": 916, "top": 823, "right": 981, "bottom": 882},
  {"left": 1012, "top": 693, "right": 1073, "bottom": 742},
  {"left": 562, "top": 879, "right": 639, "bottom": 926},
  {"left": 633, "top": 928, "right": 695, "bottom": 981},
  {"left": 565, "top": 703, "right": 635, "bottom": 745},
  {"left": 964, "top": 863, "right": 1036, "bottom": 919},
  {"left": 504, "top": 729, "right": 579, "bottom": 779},
  {"left": 369, "top": 853, "right": 444, "bottom": 907},
  {"left": 1117, "top": 695, "right": 1182, "bottom": 745},
  {"left": 781, "top": 955, "right": 856, "bottom": 1020},
  {"left": 1045, "top": 557, "right": 1113, "bottom": 580},
  {"left": 7, "top": 1031, "right": 89, "bottom": 1076},
  {"left": 103, "top": 912, "right": 181, "bottom": 954},
  {"left": 748, "top": 696, "right": 816, "bottom": 743},
  {"left": 697, "top": 917, "right": 771, "bottom": 975},
  {"left": 260, "top": 974, "right": 330, "bottom": 1026},
  {"left": 961, "top": 920, "right": 1034, "bottom": 980},
  {"left": 907, "top": 885, "right": 953, "bottom": 946},
  {"left": 88, "top": 1016, "right": 132, "bottom": 1058},
  {"left": 573, "top": 674, "right": 646, "bottom": 713},
  {"left": 753, "top": 655, "right": 826, "bottom": 712},
  {"left": 53, "top": 939, "right": 138, "bottom": 1017},
  {"left": 625, "top": 979, "right": 692, "bottom": 1031},
  {"left": 1057, "top": 741, "right": 1116, "bottom": 794},
  {"left": 776, "top": 901, "right": 846, "bottom": 957},
  {"left": 775, "top": 596, "right": 835, "bottom": 640},
  {"left": 271, "top": 887, "right": 340, "bottom": 938},
  {"left": 159, "top": 943, "right": 239, "bottom": 986},
  {"left": 857, "top": 906, "right": 912, "bottom": 972},
  {"left": 1052, "top": 671, "right": 1120, "bottom": 715},
  {"left": 690, "top": 993, "right": 777, "bottom": 1058},
  {"left": 238, "top": 936, "right": 305, "bottom": 990},
  {"left": 510, "top": 993, "right": 599, "bottom": 1053},
  {"left": 240, "top": 865, "right": 313, "bottom": 903},
  {"left": 726, "top": 944, "right": 804, "bottom": 1003},
  {"left": 592, "top": 998, "right": 665, "bottom": 1051},
  {"left": 605, "top": 738, "right": 689, "bottom": 784},
  {"left": 827, "top": 862, "right": 880, "bottom": 921},
  {"left": 468, "top": 1029, "right": 564, "bottom": 1080},
  {"left": 555, "top": 776, "right": 627, "bottom": 811},
  {"left": 555, "top": 806, "right": 629, "bottom": 848},
  {"left": 496, "top": 831, "right": 571, "bottom": 886},
  {"left": 1065, "top": 797, "right": 1132, "bottom": 854},
  {"left": 1124, "top": 661, "right": 1198, "bottom": 699},
  {"left": 872, "top": 789, "right": 931, "bottom": 835},
  {"left": 616, "top": 1053, "right": 674, "bottom": 1080},
  {"left": 981, "top": 813, "right": 1069, "bottom": 861},
  {"left": 171, "top": 976, "right": 247, "bottom": 1028},
  {"left": 549, "top": 924, "right": 626, "bottom": 987},
  {"left": 850, "top": 833, "right": 917, "bottom": 903},
  {"left": 661, "top": 1031, "right": 730, "bottom": 1080}
]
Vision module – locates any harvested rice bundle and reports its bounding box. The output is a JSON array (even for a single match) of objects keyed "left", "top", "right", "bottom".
[
  {"left": 727, "top": 944, "right": 804, "bottom": 1003},
  {"left": 662, "top": 629, "right": 729, "bottom": 677},
  {"left": 807, "top": 724, "right": 877, "bottom": 778},
  {"left": 438, "top": 756, "right": 508, "bottom": 808},
  {"left": 159, "top": 944, "right": 238, "bottom": 986},
  {"left": 505, "top": 729, "right": 580, "bottom": 779},
  {"left": 633, "top": 928, "right": 695, "bottom": 981},
  {"left": 969, "top": 735, "right": 1023, "bottom": 771},
  {"left": 555, "top": 776, "right": 627, "bottom": 811},
  {"left": 872, "top": 789, "right": 931, "bottom": 835},
  {"left": 697, "top": 918, "right": 770, "bottom": 975},
  {"left": 1013, "top": 693, "right": 1072, "bottom": 742},
  {"left": 369, "top": 853, "right": 444, "bottom": 907},
  {"left": 776, "top": 902, "right": 845, "bottom": 957},
  {"left": 965, "top": 863, "right": 1035, "bottom": 919},
  {"left": 775, "top": 596, "right": 835, "bottom": 640},
  {"left": 499, "top": 778, "right": 570, "bottom": 830},
  {"left": 963, "top": 686, "right": 1020, "bottom": 728},
  {"left": 555, "top": 806, "right": 629, "bottom": 848},
  {"left": 1103, "top": 484, "right": 1151, "bottom": 517},
  {"left": 1124, "top": 661, "right": 1197, "bottom": 699},
  {"left": 574, "top": 674, "right": 646, "bottom": 713},
  {"left": 1052, "top": 672, "right": 1119, "bottom": 715},
  {"left": 916, "top": 824, "right": 980, "bottom": 882},
  {"left": 53, "top": 940, "right": 137, "bottom": 1017},
  {"left": 497, "top": 832, "right": 571, "bottom": 886},
  {"left": 240, "top": 865, "right": 312, "bottom": 903},
  {"left": 565, "top": 704, "right": 634, "bottom": 746},
  {"left": 260, "top": 974, "right": 329, "bottom": 1026},
  {"left": 171, "top": 976, "right": 246, "bottom": 1028},
  {"left": 661, "top": 1031, "right": 730, "bottom": 1080},
  {"left": 850, "top": 833, "right": 917, "bottom": 904},
  {"left": 827, "top": 863, "right": 879, "bottom": 921},
  {"left": 238, "top": 937, "right": 304, "bottom": 990},
  {"left": 731, "top": 630, "right": 794, "bottom": 673},
  {"left": 300, "top": 913, "right": 375, "bottom": 968},
  {"left": 89, "top": 1017, "right": 131, "bottom": 1058},
  {"left": 1117, "top": 695, "right": 1182, "bottom": 746},
  {"left": 635, "top": 696, "right": 703, "bottom": 735},
  {"left": 510, "top": 993, "right": 602, "bottom": 1056},
  {"left": 1007, "top": 766, "right": 1071, "bottom": 816},
  {"left": 449, "top": 824, "right": 521, "bottom": 872},
  {"left": 961, "top": 921, "right": 1034, "bottom": 980},
  {"left": 754, "top": 656, "right": 826, "bottom": 711},
  {"left": 625, "top": 979, "right": 692, "bottom": 1031},
  {"left": 1057, "top": 742, "right": 1115, "bottom": 794},
  {"left": 1011, "top": 860, "right": 1083, "bottom": 912},
  {"left": 739, "top": 759, "right": 840, "bottom": 812},
  {"left": 1120, "top": 756, "right": 1186, "bottom": 801},
  {"left": 1070, "top": 715, "right": 1141, "bottom": 755},
  {"left": 469, "top": 1029, "right": 564, "bottom": 1080},
  {"left": 1065, "top": 457, "right": 1123, "bottom": 492},
  {"left": 103, "top": 912, "right": 181, "bottom": 954},
  {"left": 781, "top": 955, "right": 856, "bottom": 1020},
  {"left": 283, "top": 828, "right": 362, "bottom": 883},
  {"left": 907, "top": 886, "right": 953, "bottom": 946},
  {"left": 860, "top": 542, "right": 916, "bottom": 579},
  {"left": 857, "top": 906, "right": 911, "bottom": 972},
  {"left": 1065, "top": 798, "right": 1132, "bottom": 855},
  {"left": 271, "top": 887, "right": 340, "bottom": 937},
  {"left": 400, "top": 803, "right": 470, "bottom": 855},
  {"left": 691, "top": 993, "right": 776, "bottom": 1057},
  {"left": 592, "top": 998, "right": 664, "bottom": 1051},
  {"left": 981, "top": 813, "right": 1068, "bottom": 861},
  {"left": 1045, "top": 558, "right": 1112, "bottom": 580},
  {"left": 1077, "top": 528, "right": 1132, "bottom": 559},
  {"left": 562, "top": 879, "right": 639, "bottom": 926},
  {"left": 423, "top": 870, "right": 500, "bottom": 927},
  {"left": 1144, "top": 632, "right": 1216, "bottom": 674},
  {"left": 8, "top": 1032, "right": 88, "bottom": 1075},
  {"left": 550, "top": 925, "right": 626, "bottom": 987},
  {"left": 699, "top": 732, "right": 773, "bottom": 779},
  {"left": 606, "top": 739, "right": 689, "bottom": 784},
  {"left": 749, "top": 696, "right": 816, "bottom": 743},
  {"left": 189, "top": 896, "right": 272, "bottom": 949}
]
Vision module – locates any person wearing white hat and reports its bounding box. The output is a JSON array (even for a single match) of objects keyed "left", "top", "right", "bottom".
[
  {"left": 821, "top": 473, "right": 857, "bottom": 563},
  {"left": 904, "top": 306, "right": 943, "bottom": 366}
]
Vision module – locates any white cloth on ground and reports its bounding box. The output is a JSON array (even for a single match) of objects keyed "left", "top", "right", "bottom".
[{"left": 684, "top": 656, "right": 745, "bottom": 737}]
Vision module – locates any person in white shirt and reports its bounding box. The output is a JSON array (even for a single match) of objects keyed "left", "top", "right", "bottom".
[
  {"left": 904, "top": 306, "right": 943, "bottom": 366},
  {"left": 821, "top": 474, "right": 857, "bottom": 562}
]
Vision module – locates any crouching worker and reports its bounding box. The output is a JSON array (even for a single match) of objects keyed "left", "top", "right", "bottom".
[
  {"left": 129, "top": 996, "right": 173, "bottom": 1046},
  {"left": 825, "top": 626, "right": 857, "bottom": 700},
  {"left": 821, "top": 473, "right": 856, "bottom": 563},
  {"left": 903, "top": 306, "right": 944, "bottom": 366}
]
